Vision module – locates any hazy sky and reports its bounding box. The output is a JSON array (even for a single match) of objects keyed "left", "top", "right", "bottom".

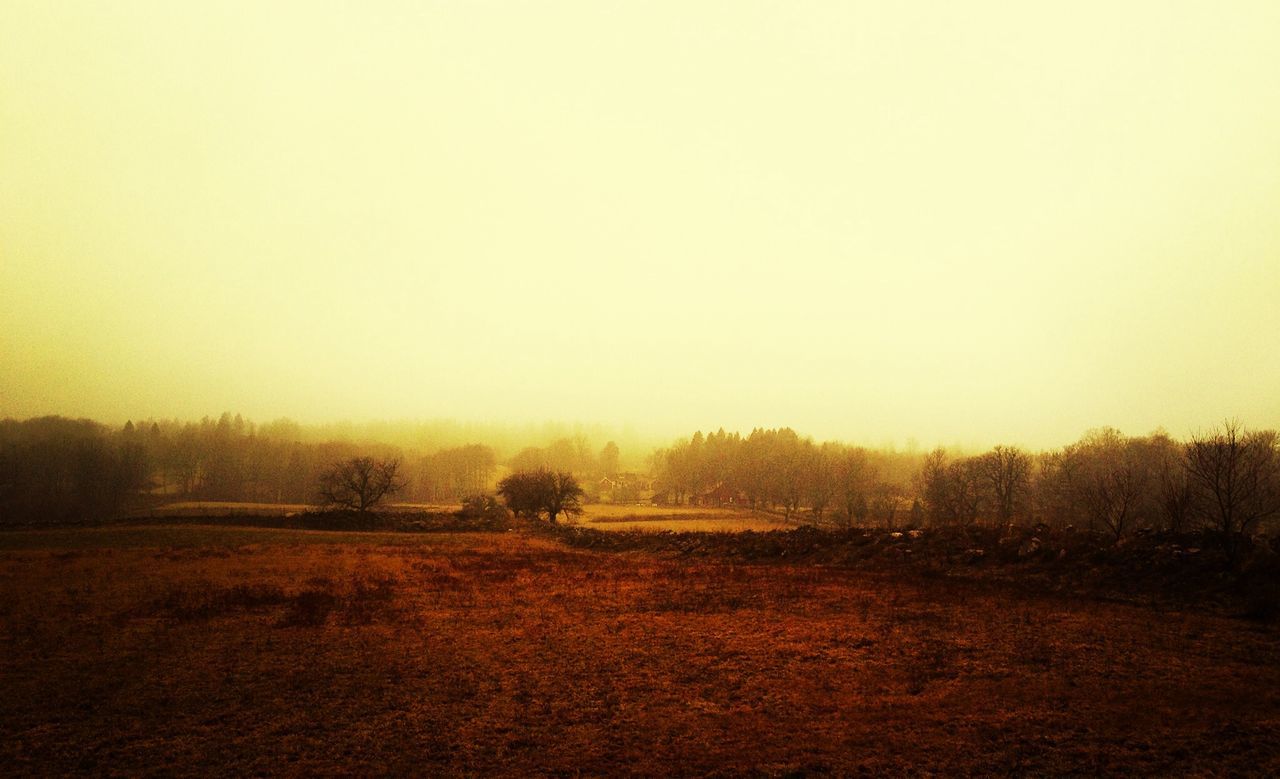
[{"left": 3, "top": 1, "right": 1278, "bottom": 449}]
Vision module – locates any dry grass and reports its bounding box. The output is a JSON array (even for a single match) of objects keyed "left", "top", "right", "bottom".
[
  {"left": 128, "top": 501, "right": 315, "bottom": 518},
  {"left": 129, "top": 501, "right": 462, "bottom": 518},
  {"left": 583, "top": 504, "right": 749, "bottom": 519},
  {"left": 1, "top": 525, "right": 1278, "bottom": 775},
  {"left": 580, "top": 504, "right": 791, "bottom": 532}
]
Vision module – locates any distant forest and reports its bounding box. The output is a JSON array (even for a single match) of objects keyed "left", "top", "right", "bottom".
[
  {"left": 0, "top": 414, "right": 644, "bottom": 524},
  {"left": 2, "top": 415, "right": 1277, "bottom": 553},
  {"left": 650, "top": 423, "right": 1278, "bottom": 559}
]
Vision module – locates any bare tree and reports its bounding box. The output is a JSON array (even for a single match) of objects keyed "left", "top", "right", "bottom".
[
  {"left": 871, "top": 481, "right": 903, "bottom": 528},
  {"left": 1147, "top": 431, "right": 1193, "bottom": 532},
  {"left": 418, "top": 444, "right": 496, "bottom": 502},
  {"left": 316, "top": 457, "right": 405, "bottom": 513},
  {"left": 916, "top": 448, "right": 950, "bottom": 525},
  {"left": 1062, "top": 429, "right": 1151, "bottom": 542},
  {"left": 915, "top": 448, "right": 986, "bottom": 526},
  {"left": 976, "top": 445, "right": 1031, "bottom": 524},
  {"left": 768, "top": 429, "right": 807, "bottom": 520},
  {"left": 1031, "top": 449, "right": 1079, "bottom": 528},
  {"left": 946, "top": 460, "right": 984, "bottom": 526},
  {"left": 1184, "top": 421, "right": 1280, "bottom": 562},
  {"left": 806, "top": 442, "right": 839, "bottom": 522},
  {"left": 835, "top": 446, "right": 871, "bottom": 527}
]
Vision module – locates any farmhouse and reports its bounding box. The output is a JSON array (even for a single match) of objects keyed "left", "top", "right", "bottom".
[{"left": 597, "top": 473, "right": 656, "bottom": 504}]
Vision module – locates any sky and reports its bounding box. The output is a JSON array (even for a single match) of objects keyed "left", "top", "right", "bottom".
[{"left": 2, "top": 1, "right": 1279, "bottom": 450}]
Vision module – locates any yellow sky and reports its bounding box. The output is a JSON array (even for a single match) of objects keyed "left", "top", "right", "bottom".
[{"left": 2, "top": 1, "right": 1279, "bottom": 449}]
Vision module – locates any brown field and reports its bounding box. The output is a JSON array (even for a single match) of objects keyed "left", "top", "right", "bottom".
[
  {"left": 579, "top": 504, "right": 793, "bottom": 532},
  {"left": 128, "top": 501, "right": 316, "bottom": 518},
  {"left": 129, "top": 501, "right": 462, "bottom": 518},
  {"left": 127, "top": 502, "right": 794, "bottom": 533},
  {"left": 2, "top": 526, "right": 1278, "bottom": 776}
]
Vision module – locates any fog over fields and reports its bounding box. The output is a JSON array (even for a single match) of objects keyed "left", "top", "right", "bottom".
[
  {"left": 3, "top": 2, "right": 1279, "bottom": 448},
  {"left": 3, "top": 2, "right": 1280, "bottom": 776}
]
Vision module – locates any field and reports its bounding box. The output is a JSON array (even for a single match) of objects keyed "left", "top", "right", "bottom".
[
  {"left": 126, "top": 501, "right": 794, "bottom": 533},
  {"left": 2, "top": 526, "right": 1278, "bottom": 776},
  {"left": 578, "top": 503, "right": 793, "bottom": 532},
  {"left": 128, "top": 501, "right": 462, "bottom": 519}
]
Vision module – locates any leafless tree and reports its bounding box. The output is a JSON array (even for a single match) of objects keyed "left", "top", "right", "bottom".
[
  {"left": 418, "top": 444, "right": 496, "bottom": 502},
  {"left": 946, "top": 460, "right": 985, "bottom": 526},
  {"left": 806, "top": 442, "right": 840, "bottom": 522},
  {"left": 768, "top": 429, "right": 808, "bottom": 520},
  {"left": 1184, "top": 420, "right": 1280, "bottom": 562},
  {"left": 871, "top": 481, "right": 903, "bottom": 529},
  {"left": 1062, "top": 429, "right": 1151, "bottom": 542},
  {"left": 316, "top": 457, "right": 405, "bottom": 513},
  {"left": 916, "top": 448, "right": 986, "bottom": 527},
  {"left": 835, "top": 447, "right": 871, "bottom": 527},
  {"left": 916, "top": 448, "right": 950, "bottom": 525},
  {"left": 1033, "top": 449, "right": 1083, "bottom": 529},
  {"left": 976, "top": 445, "right": 1032, "bottom": 524},
  {"left": 1147, "top": 431, "right": 1193, "bottom": 532}
]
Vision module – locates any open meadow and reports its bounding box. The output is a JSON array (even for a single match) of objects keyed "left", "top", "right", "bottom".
[
  {"left": 577, "top": 503, "right": 794, "bottom": 532},
  {"left": 2, "top": 525, "right": 1278, "bottom": 776},
  {"left": 125, "top": 501, "right": 795, "bottom": 533},
  {"left": 127, "top": 501, "right": 464, "bottom": 519}
]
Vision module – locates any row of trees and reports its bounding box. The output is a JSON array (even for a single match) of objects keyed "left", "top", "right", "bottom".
[
  {"left": 417, "top": 437, "right": 631, "bottom": 504},
  {"left": 0, "top": 417, "right": 150, "bottom": 523},
  {"left": 417, "top": 444, "right": 497, "bottom": 503},
  {"left": 650, "top": 428, "right": 918, "bottom": 524},
  {"left": 232, "top": 419, "right": 1280, "bottom": 568},
  {"left": 313, "top": 460, "right": 589, "bottom": 521},
  {"left": 6, "top": 412, "right": 1276, "bottom": 553},
  {"left": 917, "top": 423, "right": 1280, "bottom": 554},
  {"left": 110, "top": 413, "right": 394, "bottom": 504},
  {"left": 80, "top": 413, "right": 636, "bottom": 507},
  {"left": 917, "top": 445, "right": 1035, "bottom": 527},
  {"left": 508, "top": 437, "right": 623, "bottom": 480},
  {"left": 1031, "top": 429, "right": 1187, "bottom": 539},
  {"left": 0, "top": 413, "right": 630, "bottom": 523},
  {"left": 649, "top": 423, "right": 1280, "bottom": 554},
  {"left": 0, "top": 415, "right": 390, "bottom": 522}
]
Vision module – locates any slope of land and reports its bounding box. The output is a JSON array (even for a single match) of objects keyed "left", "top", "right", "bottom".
[{"left": 1, "top": 526, "right": 1278, "bottom": 776}]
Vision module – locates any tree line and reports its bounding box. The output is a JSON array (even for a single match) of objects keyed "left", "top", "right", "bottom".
[
  {"left": 0, "top": 417, "right": 150, "bottom": 524},
  {"left": 649, "top": 427, "right": 921, "bottom": 523},
  {"left": 651, "top": 422, "right": 1280, "bottom": 560},
  {"left": 4, "top": 413, "right": 1276, "bottom": 558},
  {"left": 0, "top": 414, "right": 394, "bottom": 522},
  {"left": 0, "top": 413, "right": 629, "bottom": 523}
]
